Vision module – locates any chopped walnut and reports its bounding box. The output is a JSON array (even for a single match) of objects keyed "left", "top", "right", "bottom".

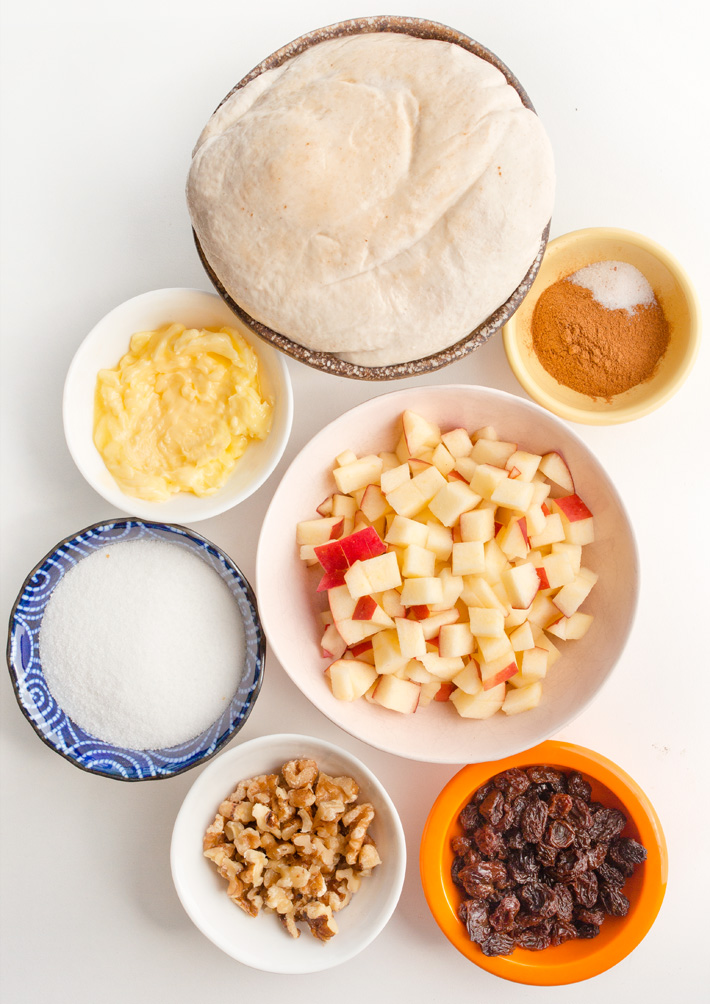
[{"left": 202, "top": 758, "right": 381, "bottom": 942}]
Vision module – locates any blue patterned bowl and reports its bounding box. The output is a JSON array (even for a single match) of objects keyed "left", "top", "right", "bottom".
[{"left": 6, "top": 519, "right": 265, "bottom": 781}]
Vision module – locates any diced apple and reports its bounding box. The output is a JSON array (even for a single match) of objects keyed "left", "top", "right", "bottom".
[
  {"left": 403, "top": 410, "right": 441, "bottom": 457},
  {"left": 328, "top": 659, "right": 378, "bottom": 701},
  {"left": 411, "top": 465, "right": 448, "bottom": 503},
  {"left": 531, "top": 624, "right": 562, "bottom": 666},
  {"left": 459, "top": 508, "right": 495, "bottom": 543},
  {"left": 402, "top": 544, "right": 436, "bottom": 578},
  {"left": 491, "top": 477, "right": 535, "bottom": 512},
  {"left": 540, "top": 552, "right": 575, "bottom": 590},
  {"left": 400, "top": 576, "right": 445, "bottom": 606},
  {"left": 552, "top": 494, "right": 593, "bottom": 521},
  {"left": 565, "top": 611, "right": 594, "bottom": 639},
  {"left": 429, "top": 482, "right": 481, "bottom": 527},
  {"left": 451, "top": 540, "right": 485, "bottom": 576},
  {"left": 418, "top": 652, "right": 465, "bottom": 681},
  {"left": 529, "top": 513, "right": 566, "bottom": 548},
  {"left": 470, "top": 464, "right": 508, "bottom": 500},
  {"left": 296, "top": 516, "right": 344, "bottom": 546},
  {"left": 553, "top": 567, "right": 598, "bottom": 617},
  {"left": 527, "top": 592, "right": 562, "bottom": 629},
  {"left": 539, "top": 452, "right": 575, "bottom": 493},
  {"left": 372, "top": 674, "right": 421, "bottom": 713},
  {"left": 498, "top": 518, "right": 529, "bottom": 560},
  {"left": 333, "top": 455, "right": 383, "bottom": 494},
  {"left": 352, "top": 595, "right": 377, "bottom": 621},
  {"left": 370, "top": 628, "right": 409, "bottom": 676},
  {"left": 461, "top": 576, "right": 507, "bottom": 612},
  {"left": 452, "top": 457, "right": 478, "bottom": 482},
  {"left": 509, "top": 620, "right": 535, "bottom": 651},
  {"left": 357, "top": 551, "right": 402, "bottom": 593},
  {"left": 328, "top": 585, "right": 357, "bottom": 622},
  {"left": 480, "top": 651, "right": 518, "bottom": 690},
  {"left": 321, "top": 623, "right": 348, "bottom": 660},
  {"left": 501, "top": 563, "right": 540, "bottom": 609},
  {"left": 439, "top": 623, "right": 475, "bottom": 658},
  {"left": 333, "top": 617, "right": 386, "bottom": 646},
  {"left": 332, "top": 494, "right": 358, "bottom": 519},
  {"left": 316, "top": 495, "right": 335, "bottom": 517},
  {"left": 502, "top": 682, "right": 543, "bottom": 715},
  {"left": 471, "top": 439, "right": 517, "bottom": 467},
  {"left": 386, "top": 479, "right": 428, "bottom": 518},
  {"left": 434, "top": 567, "right": 464, "bottom": 609},
  {"left": 343, "top": 561, "right": 374, "bottom": 599},
  {"left": 425, "top": 521, "right": 453, "bottom": 560},
  {"left": 551, "top": 541, "right": 582, "bottom": 574},
  {"left": 524, "top": 505, "right": 547, "bottom": 537},
  {"left": 450, "top": 684, "right": 505, "bottom": 719},
  {"left": 385, "top": 514, "right": 428, "bottom": 548},
  {"left": 478, "top": 633, "right": 515, "bottom": 665},
  {"left": 381, "top": 588, "right": 406, "bottom": 618},
  {"left": 432, "top": 443, "right": 456, "bottom": 476},
  {"left": 419, "top": 608, "right": 460, "bottom": 640},
  {"left": 441, "top": 428, "right": 473, "bottom": 458},
  {"left": 468, "top": 606, "right": 505, "bottom": 638},
  {"left": 395, "top": 617, "right": 426, "bottom": 659},
  {"left": 452, "top": 659, "right": 483, "bottom": 695},
  {"left": 434, "top": 682, "right": 456, "bottom": 702},
  {"left": 358, "top": 484, "right": 389, "bottom": 523},
  {"left": 472, "top": 426, "right": 498, "bottom": 442},
  {"left": 505, "top": 450, "right": 541, "bottom": 481},
  {"left": 380, "top": 463, "right": 410, "bottom": 495}
]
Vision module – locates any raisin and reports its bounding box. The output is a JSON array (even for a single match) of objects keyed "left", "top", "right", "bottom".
[
  {"left": 480, "top": 932, "right": 515, "bottom": 956},
  {"left": 567, "top": 796, "right": 592, "bottom": 831},
  {"left": 546, "top": 820, "right": 575, "bottom": 849},
  {"left": 479, "top": 789, "right": 505, "bottom": 826},
  {"left": 575, "top": 906, "right": 605, "bottom": 926},
  {"left": 596, "top": 861, "right": 625, "bottom": 887},
  {"left": 490, "top": 894, "right": 520, "bottom": 932},
  {"left": 526, "top": 766, "right": 566, "bottom": 789},
  {"left": 548, "top": 793, "right": 573, "bottom": 819},
  {"left": 460, "top": 859, "right": 506, "bottom": 888},
  {"left": 553, "top": 883, "right": 574, "bottom": 921},
  {"left": 472, "top": 780, "right": 496, "bottom": 805},
  {"left": 552, "top": 848, "right": 587, "bottom": 881},
  {"left": 519, "top": 882, "right": 555, "bottom": 917},
  {"left": 473, "top": 824, "right": 505, "bottom": 858},
  {"left": 610, "top": 837, "right": 647, "bottom": 865},
  {"left": 459, "top": 899, "right": 491, "bottom": 944},
  {"left": 566, "top": 771, "right": 592, "bottom": 801},
  {"left": 459, "top": 868, "right": 496, "bottom": 901},
  {"left": 586, "top": 841, "right": 609, "bottom": 870},
  {"left": 507, "top": 846, "right": 538, "bottom": 884},
  {"left": 517, "top": 926, "right": 553, "bottom": 950},
  {"left": 506, "top": 827, "right": 527, "bottom": 850},
  {"left": 550, "top": 920, "right": 578, "bottom": 946},
  {"left": 493, "top": 768, "right": 530, "bottom": 799},
  {"left": 536, "top": 842, "right": 558, "bottom": 868},
  {"left": 521, "top": 798, "right": 549, "bottom": 843},
  {"left": 451, "top": 856, "right": 467, "bottom": 886},
  {"left": 589, "top": 807, "right": 627, "bottom": 843},
  {"left": 570, "top": 871, "right": 598, "bottom": 909},
  {"left": 459, "top": 802, "right": 480, "bottom": 832},
  {"left": 514, "top": 911, "right": 546, "bottom": 930},
  {"left": 599, "top": 883, "right": 630, "bottom": 917},
  {"left": 575, "top": 921, "right": 600, "bottom": 939},
  {"left": 451, "top": 835, "right": 472, "bottom": 855}
]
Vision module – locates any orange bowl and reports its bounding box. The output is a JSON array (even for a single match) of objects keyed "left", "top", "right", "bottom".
[{"left": 420, "top": 741, "right": 667, "bottom": 985}]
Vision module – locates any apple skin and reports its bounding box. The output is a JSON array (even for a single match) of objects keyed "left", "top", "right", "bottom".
[
  {"left": 317, "top": 568, "right": 346, "bottom": 592},
  {"left": 481, "top": 658, "right": 518, "bottom": 691},
  {"left": 435, "top": 682, "right": 456, "bottom": 701},
  {"left": 315, "top": 526, "right": 386, "bottom": 574},
  {"left": 553, "top": 494, "right": 593, "bottom": 522},
  {"left": 536, "top": 566, "right": 550, "bottom": 590},
  {"left": 349, "top": 639, "right": 373, "bottom": 657},
  {"left": 353, "top": 595, "right": 377, "bottom": 621}
]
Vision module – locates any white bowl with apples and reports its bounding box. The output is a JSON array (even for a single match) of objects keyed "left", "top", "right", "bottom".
[{"left": 256, "top": 386, "right": 638, "bottom": 764}]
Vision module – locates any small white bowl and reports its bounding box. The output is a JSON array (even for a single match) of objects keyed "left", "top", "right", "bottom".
[
  {"left": 256, "top": 385, "right": 639, "bottom": 764},
  {"left": 170, "top": 733, "right": 406, "bottom": 973},
  {"left": 63, "top": 288, "right": 293, "bottom": 522}
]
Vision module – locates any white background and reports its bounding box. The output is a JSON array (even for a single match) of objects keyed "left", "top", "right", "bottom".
[{"left": 1, "top": 1, "right": 708, "bottom": 1001}]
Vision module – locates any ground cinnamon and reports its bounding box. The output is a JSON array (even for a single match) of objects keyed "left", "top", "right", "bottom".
[{"left": 531, "top": 277, "right": 670, "bottom": 400}]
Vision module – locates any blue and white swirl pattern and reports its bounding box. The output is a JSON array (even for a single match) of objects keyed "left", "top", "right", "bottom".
[{"left": 6, "top": 520, "right": 265, "bottom": 781}]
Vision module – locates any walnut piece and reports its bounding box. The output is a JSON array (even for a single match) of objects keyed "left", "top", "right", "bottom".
[{"left": 202, "top": 758, "right": 381, "bottom": 942}]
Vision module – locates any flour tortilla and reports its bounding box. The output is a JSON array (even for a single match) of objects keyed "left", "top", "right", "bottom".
[{"left": 188, "top": 33, "right": 555, "bottom": 366}]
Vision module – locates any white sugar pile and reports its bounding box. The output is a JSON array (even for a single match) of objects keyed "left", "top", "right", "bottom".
[
  {"left": 39, "top": 540, "right": 245, "bottom": 750},
  {"left": 569, "top": 260, "right": 655, "bottom": 313}
]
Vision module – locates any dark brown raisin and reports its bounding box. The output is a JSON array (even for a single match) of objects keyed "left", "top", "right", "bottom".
[
  {"left": 526, "top": 766, "right": 566, "bottom": 790},
  {"left": 459, "top": 801, "right": 480, "bottom": 831},
  {"left": 553, "top": 883, "right": 574, "bottom": 921},
  {"left": 480, "top": 932, "right": 515, "bottom": 956},
  {"left": 589, "top": 807, "right": 627, "bottom": 843},
  {"left": 472, "top": 780, "right": 496, "bottom": 805},
  {"left": 490, "top": 894, "right": 520, "bottom": 932},
  {"left": 514, "top": 911, "right": 546, "bottom": 930},
  {"left": 586, "top": 841, "right": 609, "bottom": 870},
  {"left": 566, "top": 771, "right": 592, "bottom": 801},
  {"left": 515, "top": 926, "right": 552, "bottom": 950},
  {"left": 459, "top": 868, "right": 497, "bottom": 901},
  {"left": 548, "top": 793, "right": 573, "bottom": 819},
  {"left": 459, "top": 899, "right": 491, "bottom": 944},
  {"left": 575, "top": 906, "right": 605, "bottom": 926},
  {"left": 519, "top": 882, "right": 556, "bottom": 917},
  {"left": 536, "top": 842, "right": 558, "bottom": 868},
  {"left": 473, "top": 824, "right": 505, "bottom": 858},
  {"left": 451, "top": 856, "right": 467, "bottom": 886},
  {"left": 507, "top": 846, "right": 538, "bottom": 884},
  {"left": 551, "top": 848, "right": 587, "bottom": 881},
  {"left": 546, "top": 820, "right": 575, "bottom": 849},
  {"left": 493, "top": 768, "right": 530, "bottom": 799},
  {"left": 599, "top": 883, "right": 630, "bottom": 917},
  {"left": 506, "top": 826, "right": 527, "bottom": 850},
  {"left": 610, "top": 837, "right": 647, "bottom": 865},
  {"left": 479, "top": 789, "right": 505, "bottom": 826},
  {"left": 596, "top": 861, "right": 625, "bottom": 886},
  {"left": 451, "top": 835, "right": 472, "bottom": 855},
  {"left": 521, "top": 798, "right": 549, "bottom": 843},
  {"left": 567, "top": 796, "right": 592, "bottom": 831},
  {"left": 570, "top": 871, "right": 598, "bottom": 909},
  {"left": 575, "top": 921, "right": 600, "bottom": 939},
  {"left": 550, "top": 920, "right": 578, "bottom": 946}
]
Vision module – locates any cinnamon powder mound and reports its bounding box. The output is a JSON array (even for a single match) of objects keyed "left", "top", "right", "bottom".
[{"left": 531, "top": 278, "right": 670, "bottom": 399}]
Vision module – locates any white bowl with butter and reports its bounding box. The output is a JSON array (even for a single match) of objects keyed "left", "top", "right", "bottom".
[{"left": 63, "top": 288, "right": 293, "bottom": 521}]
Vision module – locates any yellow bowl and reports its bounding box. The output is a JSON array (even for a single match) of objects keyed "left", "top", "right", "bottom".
[{"left": 502, "top": 227, "right": 700, "bottom": 424}]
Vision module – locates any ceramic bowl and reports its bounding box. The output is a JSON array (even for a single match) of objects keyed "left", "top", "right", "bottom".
[
  {"left": 420, "top": 741, "right": 668, "bottom": 985},
  {"left": 193, "top": 15, "right": 550, "bottom": 380},
  {"left": 502, "top": 227, "right": 700, "bottom": 424},
  {"left": 256, "top": 385, "right": 638, "bottom": 764},
  {"left": 170, "top": 733, "right": 406, "bottom": 972},
  {"left": 63, "top": 287, "right": 293, "bottom": 521},
  {"left": 6, "top": 519, "right": 265, "bottom": 781}
]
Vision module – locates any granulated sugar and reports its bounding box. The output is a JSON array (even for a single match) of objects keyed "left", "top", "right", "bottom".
[
  {"left": 569, "top": 260, "right": 655, "bottom": 313},
  {"left": 39, "top": 540, "right": 245, "bottom": 749}
]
